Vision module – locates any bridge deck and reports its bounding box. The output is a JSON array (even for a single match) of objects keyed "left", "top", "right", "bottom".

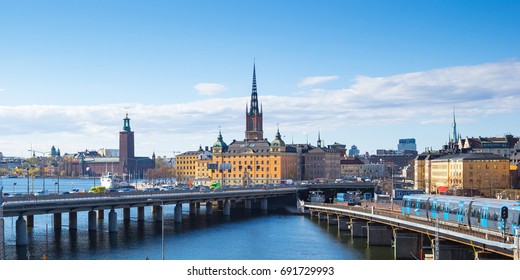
[{"left": 305, "top": 202, "right": 519, "bottom": 259}]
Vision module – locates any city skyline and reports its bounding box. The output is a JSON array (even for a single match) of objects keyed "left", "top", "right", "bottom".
[{"left": 1, "top": 1, "right": 520, "bottom": 158}]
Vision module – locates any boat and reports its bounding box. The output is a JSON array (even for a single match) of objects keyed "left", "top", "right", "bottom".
[{"left": 100, "top": 172, "right": 129, "bottom": 190}]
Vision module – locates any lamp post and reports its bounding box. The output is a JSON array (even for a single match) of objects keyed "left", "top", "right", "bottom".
[{"left": 1, "top": 186, "right": 5, "bottom": 260}]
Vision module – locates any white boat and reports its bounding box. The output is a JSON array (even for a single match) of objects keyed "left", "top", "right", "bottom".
[{"left": 100, "top": 172, "right": 129, "bottom": 190}]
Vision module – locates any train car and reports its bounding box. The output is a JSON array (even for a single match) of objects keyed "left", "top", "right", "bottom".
[
  {"left": 402, "top": 194, "right": 520, "bottom": 237},
  {"left": 401, "top": 194, "right": 433, "bottom": 219},
  {"left": 469, "top": 198, "right": 520, "bottom": 235}
]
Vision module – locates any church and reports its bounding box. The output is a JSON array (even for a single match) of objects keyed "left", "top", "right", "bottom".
[{"left": 177, "top": 64, "right": 299, "bottom": 186}]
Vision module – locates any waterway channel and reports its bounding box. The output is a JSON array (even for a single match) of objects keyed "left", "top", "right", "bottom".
[{"left": 1, "top": 177, "right": 395, "bottom": 260}]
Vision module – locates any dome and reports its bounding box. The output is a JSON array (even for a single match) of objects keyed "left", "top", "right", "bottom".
[
  {"left": 213, "top": 130, "right": 228, "bottom": 150},
  {"left": 271, "top": 129, "right": 285, "bottom": 147}
]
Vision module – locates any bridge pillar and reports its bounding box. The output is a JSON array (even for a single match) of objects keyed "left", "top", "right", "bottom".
[
  {"left": 260, "top": 198, "right": 268, "bottom": 210},
  {"left": 196, "top": 202, "right": 201, "bottom": 209},
  {"left": 350, "top": 218, "right": 366, "bottom": 237},
  {"left": 154, "top": 205, "right": 163, "bottom": 222},
  {"left": 189, "top": 202, "right": 197, "bottom": 215},
  {"left": 26, "top": 215, "right": 34, "bottom": 228},
  {"left": 53, "top": 213, "right": 62, "bottom": 230},
  {"left": 218, "top": 200, "right": 224, "bottom": 209},
  {"left": 434, "top": 240, "right": 474, "bottom": 260},
  {"left": 69, "top": 212, "right": 78, "bottom": 231},
  {"left": 367, "top": 222, "right": 392, "bottom": 246},
  {"left": 109, "top": 209, "right": 117, "bottom": 232},
  {"left": 137, "top": 207, "right": 145, "bottom": 221},
  {"left": 327, "top": 214, "right": 338, "bottom": 226},
  {"left": 309, "top": 210, "right": 317, "bottom": 218},
  {"left": 317, "top": 212, "right": 327, "bottom": 221},
  {"left": 97, "top": 209, "right": 104, "bottom": 220},
  {"left": 123, "top": 208, "right": 131, "bottom": 221},
  {"left": 393, "top": 229, "right": 422, "bottom": 260},
  {"left": 152, "top": 205, "right": 159, "bottom": 214},
  {"left": 88, "top": 210, "right": 97, "bottom": 231},
  {"left": 206, "top": 202, "right": 213, "bottom": 215},
  {"left": 244, "top": 199, "right": 252, "bottom": 210},
  {"left": 15, "top": 215, "right": 27, "bottom": 246},
  {"left": 337, "top": 217, "right": 349, "bottom": 231},
  {"left": 174, "top": 203, "right": 182, "bottom": 223},
  {"left": 223, "top": 200, "right": 231, "bottom": 216}
]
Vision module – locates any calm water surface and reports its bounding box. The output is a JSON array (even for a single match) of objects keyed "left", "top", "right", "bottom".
[{"left": 2, "top": 178, "right": 394, "bottom": 260}]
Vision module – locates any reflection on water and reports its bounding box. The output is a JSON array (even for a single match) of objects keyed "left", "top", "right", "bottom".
[{"left": 3, "top": 205, "right": 394, "bottom": 260}]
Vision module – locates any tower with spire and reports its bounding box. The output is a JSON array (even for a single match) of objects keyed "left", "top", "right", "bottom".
[
  {"left": 451, "top": 109, "right": 458, "bottom": 144},
  {"left": 119, "top": 112, "right": 135, "bottom": 174},
  {"left": 245, "top": 63, "right": 264, "bottom": 141}
]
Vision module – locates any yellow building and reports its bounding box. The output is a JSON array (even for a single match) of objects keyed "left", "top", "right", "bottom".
[
  {"left": 340, "top": 157, "right": 364, "bottom": 178},
  {"left": 175, "top": 150, "right": 200, "bottom": 185},
  {"left": 176, "top": 146, "right": 212, "bottom": 186},
  {"left": 211, "top": 129, "right": 298, "bottom": 186},
  {"left": 427, "top": 153, "right": 510, "bottom": 196}
]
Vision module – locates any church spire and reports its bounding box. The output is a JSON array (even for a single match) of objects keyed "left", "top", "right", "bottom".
[
  {"left": 249, "top": 62, "right": 259, "bottom": 115},
  {"left": 245, "top": 62, "right": 263, "bottom": 141},
  {"left": 452, "top": 108, "right": 458, "bottom": 144}
]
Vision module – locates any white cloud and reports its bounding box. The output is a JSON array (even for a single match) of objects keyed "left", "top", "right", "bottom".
[
  {"left": 1, "top": 61, "right": 520, "bottom": 157},
  {"left": 194, "top": 83, "right": 227, "bottom": 96},
  {"left": 298, "top": 75, "right": 339, "bottom": 87}
]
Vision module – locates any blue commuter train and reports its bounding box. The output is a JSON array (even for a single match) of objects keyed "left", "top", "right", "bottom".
[{"left": 402, "top": 194, "right": 520, "bottom": 237}]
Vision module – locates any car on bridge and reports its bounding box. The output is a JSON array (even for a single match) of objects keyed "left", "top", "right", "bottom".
[
  {"left": 35, "top": 190, "right": 50, "bottom": 196},
  {"left": 88, "top": 186, "right": 107, "bottom": 194}
]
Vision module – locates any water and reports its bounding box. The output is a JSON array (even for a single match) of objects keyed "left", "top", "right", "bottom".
[{"left": 1, "top": 178, "right": 395, "bottom": 260}]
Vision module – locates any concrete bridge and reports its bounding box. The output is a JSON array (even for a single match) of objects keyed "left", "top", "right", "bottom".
[
  {"left": 0, "top": 187, "right": 300, "bottom": 251},
  {"left": 305, "top": 202, "right": 520, "bottom": 260}
]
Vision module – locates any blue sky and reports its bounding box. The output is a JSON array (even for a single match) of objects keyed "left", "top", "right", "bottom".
[{"left": 1, "top": 1, "right": 520, "bottom": 158}]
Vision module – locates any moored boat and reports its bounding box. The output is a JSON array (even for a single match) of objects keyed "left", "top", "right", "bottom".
[{"left": 100, "top": 172, "right": 129, "bottom": 190}]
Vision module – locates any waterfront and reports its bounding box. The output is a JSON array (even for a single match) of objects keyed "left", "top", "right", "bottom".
[{"left": 1, "top": 178, "right": 394, "bottom": 260}]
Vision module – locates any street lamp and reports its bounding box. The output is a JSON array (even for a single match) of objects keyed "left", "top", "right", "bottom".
[{"left": 1, "top": 186, "right": 5, "bottom": 260}]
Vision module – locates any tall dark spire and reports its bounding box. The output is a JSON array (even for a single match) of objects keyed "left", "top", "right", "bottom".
[
  {"left": 245, "top": 62, "right": 263, "bottom": 141},
  {"left": 452, "top": 108, "right": 458, "bottom": 144},
  {"left": 249, "top": 63, "right": 259, "bottom": 115}
]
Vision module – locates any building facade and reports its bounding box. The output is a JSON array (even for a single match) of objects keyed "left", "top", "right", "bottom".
[{"left": 417, "top": 153, "right": 510, "bottom": 196}]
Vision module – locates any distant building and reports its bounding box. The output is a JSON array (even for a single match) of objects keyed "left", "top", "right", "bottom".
[
  {"left": 398, "top": 138, "right": 416, "bottom": 152},
  {"left": 459, "top": 134, "right": 520, "bottom": 157},
  {"left": 348, "top": 145, "right": 360, "bottom": 156},
  {"left": 340, "top": 157, "right": 364, "bottom": 178}
]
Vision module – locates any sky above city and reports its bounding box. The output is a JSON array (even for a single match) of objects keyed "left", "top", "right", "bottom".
[{"left": 1, "top": 0, "right": 520, "bottom": 159}]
